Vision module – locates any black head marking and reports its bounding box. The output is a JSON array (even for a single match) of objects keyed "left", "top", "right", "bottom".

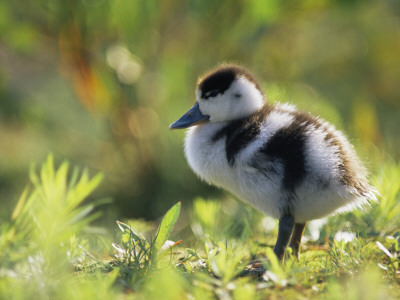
[
  {"left": 198, "top": 67, "right": 236, "bottom": 99},
  {"left": 198, "top": 65, "right": 263, "bottom": 99}
]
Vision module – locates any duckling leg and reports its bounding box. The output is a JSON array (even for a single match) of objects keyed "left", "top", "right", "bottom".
[
  {"left": 273, "top": 214, "right": 295, "bottom": 261},
  {"left": 289, "top": 222, "right": 306, "bottom": 260}
]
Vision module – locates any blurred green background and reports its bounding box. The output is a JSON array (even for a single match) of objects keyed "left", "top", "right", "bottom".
[{"left": 1, "top": 0, "right": 399, "bottom": 222}]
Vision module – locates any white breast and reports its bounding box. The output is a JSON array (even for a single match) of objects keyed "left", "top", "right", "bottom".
[
  {"left": 184, "top": 110, "right": 296, "bottom": 220},
  {"left": 185, "top": 123, "right": 237, "bottom": 189}
]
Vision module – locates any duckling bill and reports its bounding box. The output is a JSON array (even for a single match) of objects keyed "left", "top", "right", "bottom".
[{"left": 170, "top": 64, "right": 378, "bottom": 261}]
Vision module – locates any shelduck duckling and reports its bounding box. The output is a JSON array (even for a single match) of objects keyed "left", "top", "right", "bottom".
[{"left": 170, "top": 65, "right": 378, "bottom": 261}]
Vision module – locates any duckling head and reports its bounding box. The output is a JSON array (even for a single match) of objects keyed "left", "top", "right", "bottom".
[{"left": 170, "top": 65, "right": 265, "bottom": 129}]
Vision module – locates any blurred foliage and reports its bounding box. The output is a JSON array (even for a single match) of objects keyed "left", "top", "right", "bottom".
[
  {"left": 1, "top": 0, "right": 400, "bottom": 221},
  {"left": 0, "top": 155, "right": 104, "bottom": 298}
]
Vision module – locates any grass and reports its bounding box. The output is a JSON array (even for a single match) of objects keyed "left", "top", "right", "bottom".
[{"left": 0, "top": 155, "right": 399, "bottom": 299}]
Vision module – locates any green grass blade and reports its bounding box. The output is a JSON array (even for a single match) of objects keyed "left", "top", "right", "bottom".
[
  {"left": 11, "top": 187, "right": 29, "bottom": 221},
  {"left": 116, "top": 220, "right": 142, "bottom": 241},
  {"left": 155, "top": 202, "right": 181, "bottom": 252}
]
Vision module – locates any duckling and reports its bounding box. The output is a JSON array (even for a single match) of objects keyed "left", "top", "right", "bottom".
[{"left": 170, "top": 64, "right": 378, "bottom": 261}]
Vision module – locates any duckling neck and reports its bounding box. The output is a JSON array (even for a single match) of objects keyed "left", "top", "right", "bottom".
[{"left": 184, "top": 121, "right": 231, "bottom": 183}]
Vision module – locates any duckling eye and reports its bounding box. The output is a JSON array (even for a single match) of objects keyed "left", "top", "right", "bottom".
[{"left": 206, "top": 90, "right": 220, "bottom": 98}]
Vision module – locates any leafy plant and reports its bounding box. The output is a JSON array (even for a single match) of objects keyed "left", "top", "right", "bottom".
[
  {"left": 110, "top": 202, "right": 181, "bottom": 286},
  {"left": 0, "top": 154, "right": 105, "bottom": 298}
]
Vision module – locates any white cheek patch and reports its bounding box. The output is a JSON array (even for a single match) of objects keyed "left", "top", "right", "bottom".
[
  {"left": 198, "top": 94, "right": 232, "bottom": 122},
  {"left": 230, "top": 78, "right": 264, "bottom": 117}
]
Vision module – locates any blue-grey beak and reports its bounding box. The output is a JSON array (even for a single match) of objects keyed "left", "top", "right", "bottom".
[{"left": 170, "top": 102, "right": 210, "bottom": 129}]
